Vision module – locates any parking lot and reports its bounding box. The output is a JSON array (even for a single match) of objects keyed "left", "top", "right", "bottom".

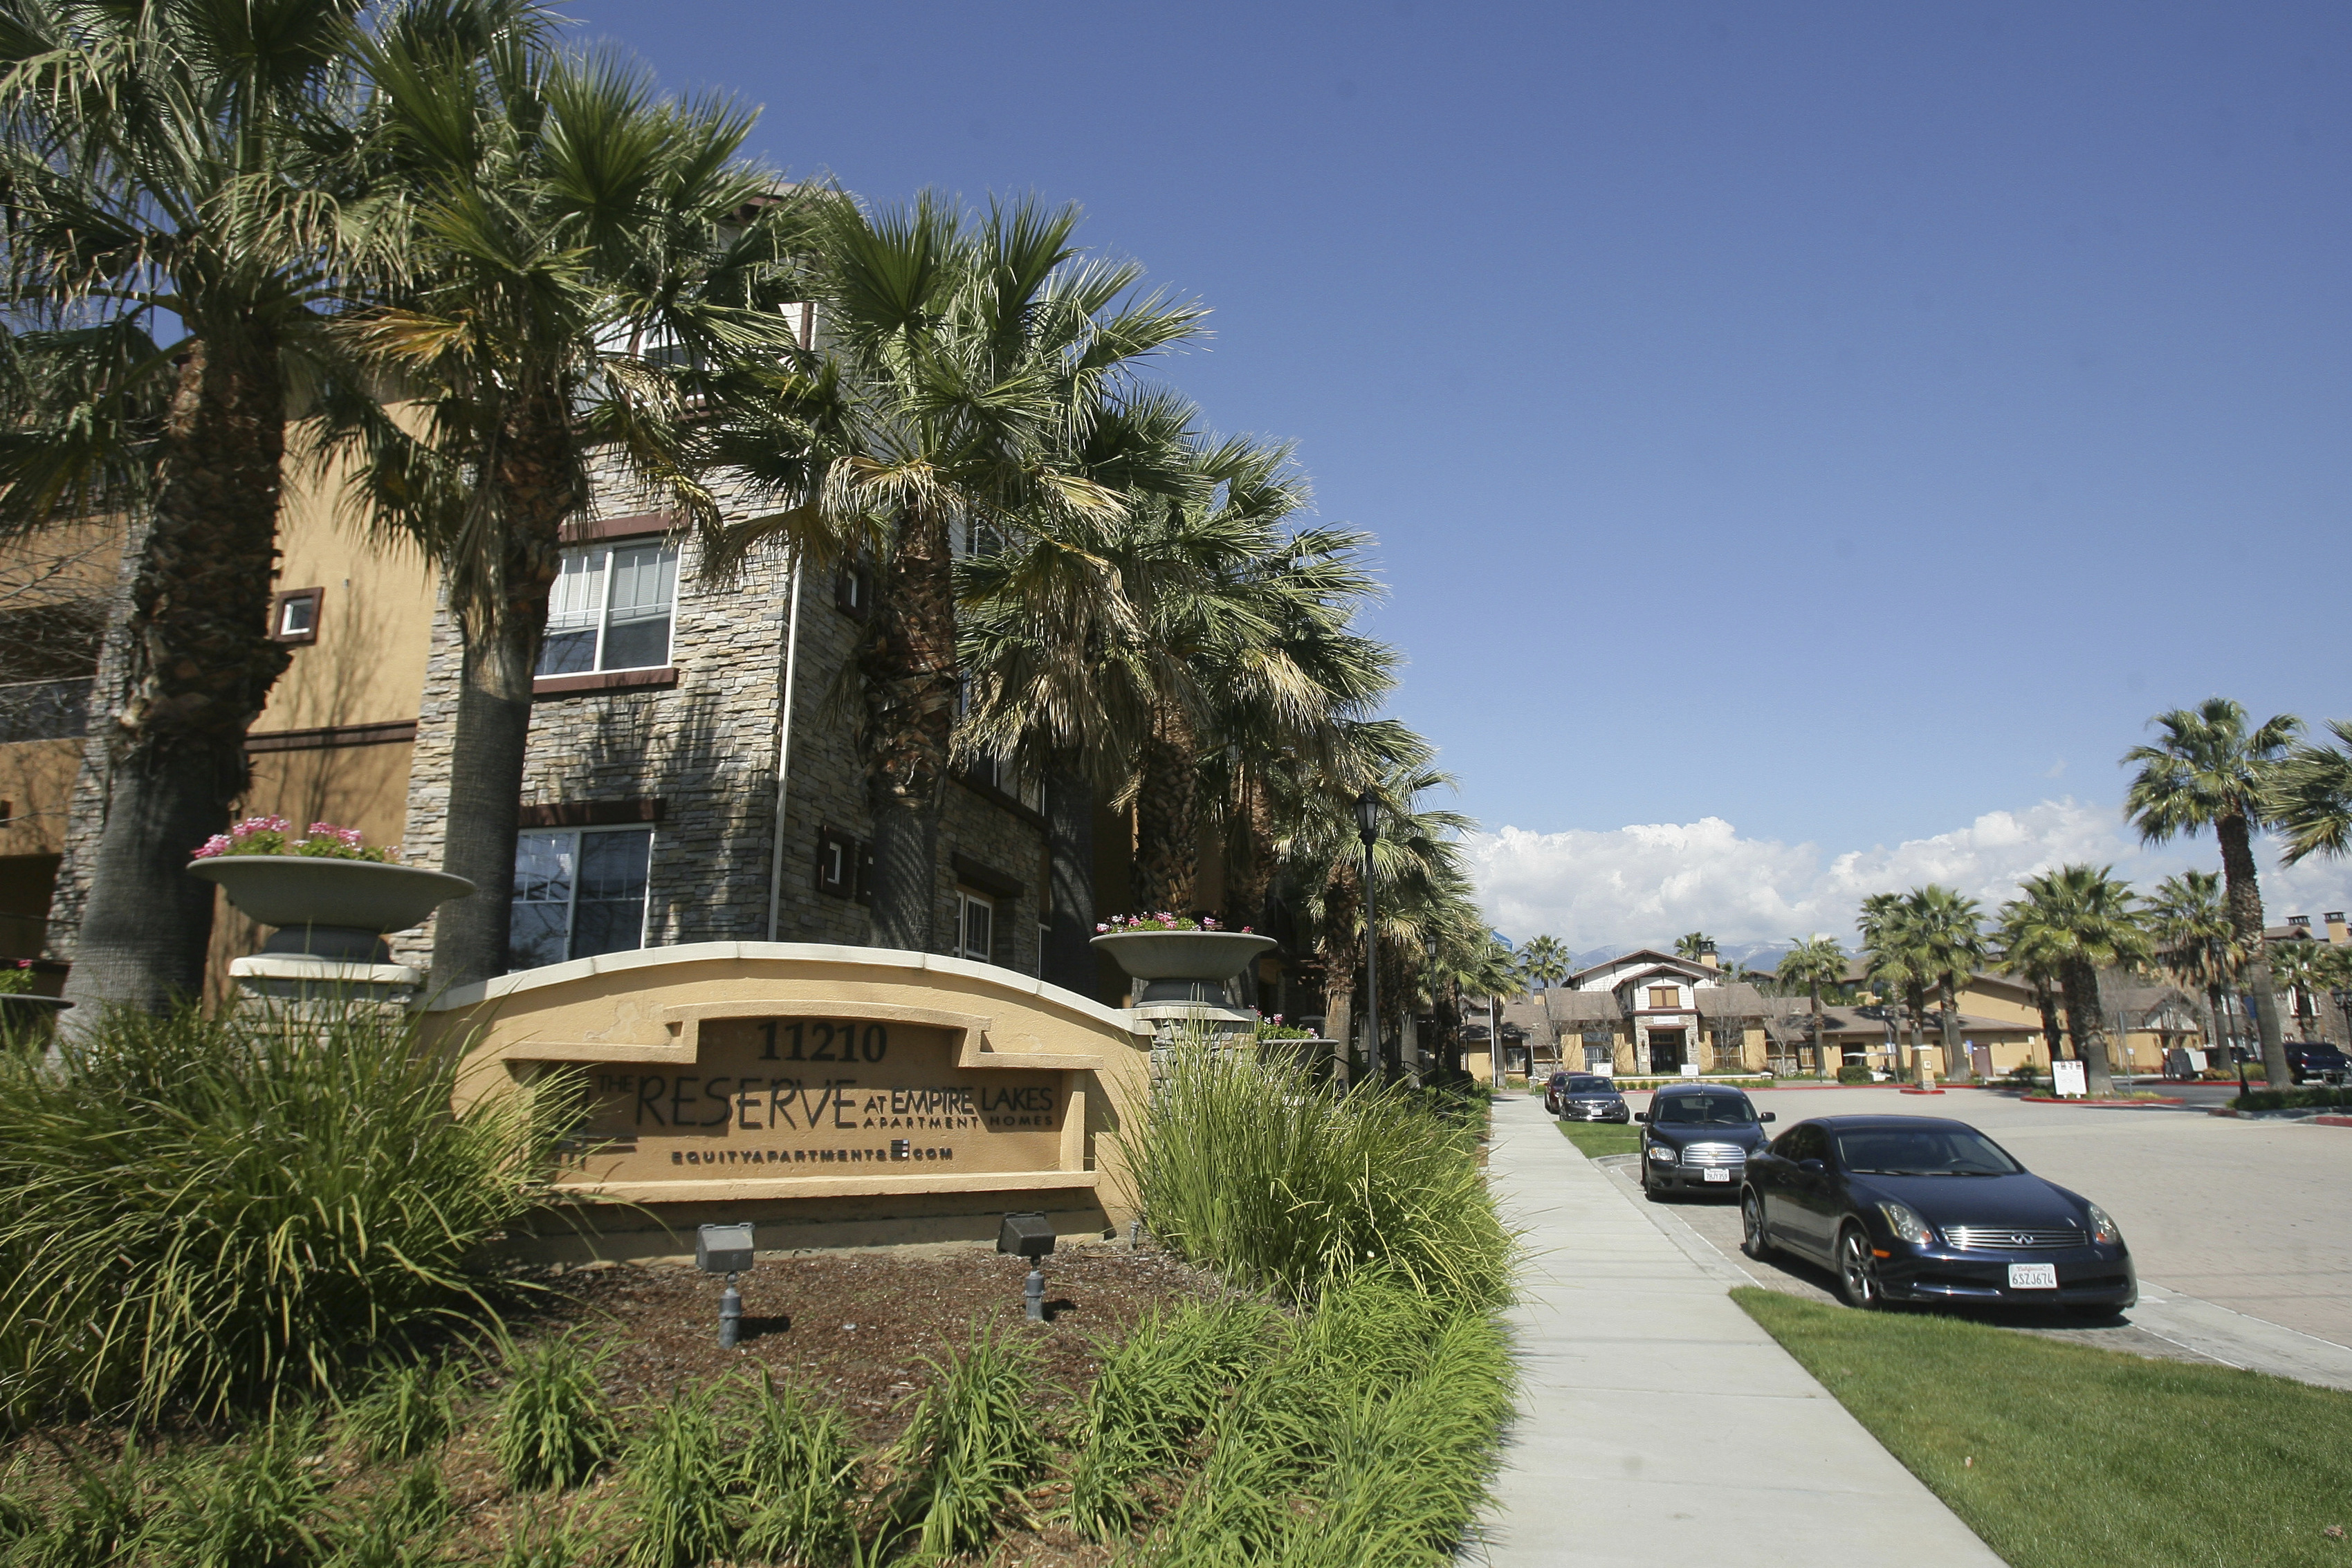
[{"left": 1595, "top": 1083, "right": 2352, "bottom": 1358}]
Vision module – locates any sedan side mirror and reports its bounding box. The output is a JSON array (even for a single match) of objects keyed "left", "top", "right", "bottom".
[
  {"left": 1633, "top": 1112, "right": 1650, "bottom": 1123},
  {"left": 1761, "top": 1112, "right": 1776, "bottom": 1123},
  {"left": 1797, "top": 1158, "right": 1826, "bottom": 1176}
]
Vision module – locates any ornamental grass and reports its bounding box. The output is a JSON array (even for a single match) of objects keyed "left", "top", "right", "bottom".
[
  {"left": 0, "top": 1003, "right": 580, "bottom": 1425},
  {"left": 1117, "top": 1037, "right": 1516, "bottom": 1308}
]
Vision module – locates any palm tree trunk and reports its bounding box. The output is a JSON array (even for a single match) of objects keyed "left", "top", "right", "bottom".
[
  {"left": 2217, "top": 813, "right": 2289, "bottom": 1088},
  {"left": 2037, "top": 984, "right": 2065, "bottom": 1076},
  {"left": 430, "top": 398, "right": 576, "bottom": 988},
  {"left": 1224, "top": 764, "right": 1278, "bottom": 929},
  {"left": 2202, "top": 981, "right": 2227, "bottom": 1067},
  {"left": 61, "top": 338, "right": 291, "bottom": 1020},
  {"left": 1812, "top": 984, "right": 1829, "bottom": 1079},
  {"left": 1041, "top": 763, "right": 1096, "bottom": 997},
  {"left": 430, "top": 618, "right": 538, "bottom": 987},
  {"left": 859, "top": 506, "right": 958, "bottom": 952},
  {"left": 1131, "top": 700, "right": 1198, "bottom": 914},
  {"left": 2062, "top": 959, "right": 2116, "bottom": 1096},
  {"left": 1939, "top": 979, "right": 1968, "bottom": 1081}
]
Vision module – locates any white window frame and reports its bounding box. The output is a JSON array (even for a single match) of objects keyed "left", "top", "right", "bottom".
[
  {"left": 957, "top": 888, "right": 995, "bottom": 964},
  {"left": 539, "top": 540, "right": 679, "bottom": 676},
  {"left": 508, "top": 823, "right": 655, "bottom": 971}
]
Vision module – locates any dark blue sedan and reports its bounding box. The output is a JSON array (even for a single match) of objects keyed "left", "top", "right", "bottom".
[{"left": 1740, "top": 1115, "right": 2137, "bottom": 1316}]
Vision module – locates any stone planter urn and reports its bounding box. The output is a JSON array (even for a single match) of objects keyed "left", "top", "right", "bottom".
[
  {"left": 1090, "top": 929, "right": 1276, "bottom": 1008},
  {"left": 0, "top": 993, "right": 72, "bottom": 1042},
  {"left": 187, "top": 856, "right": 475, "bottom": 1004}
]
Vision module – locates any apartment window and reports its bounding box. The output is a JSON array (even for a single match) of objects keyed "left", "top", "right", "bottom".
[
  {"left": 271, "top": 588, "right": 322, "bottom": 644},
  {"left": 537, "top": 542, "right": 678, "bottom": 676},
  {"left": 1648, "top": 985, "right": 1678, "bottom": 1010},
  {"left": 957, "top": 889, "right": 995, "bottom": 963},
  {"left": 508, "top": 826, "right": 653, "bottom": 970},
  {"left": 834, "top": 564, "right": 873, "bottom": 618},
  {"left": 815, "top": 826, "right": 872, "bottom": 905}
]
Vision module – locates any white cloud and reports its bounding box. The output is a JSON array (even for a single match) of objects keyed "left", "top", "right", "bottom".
[{"left": 1468, "top": 797, "right": 2352, "bottom": 951}]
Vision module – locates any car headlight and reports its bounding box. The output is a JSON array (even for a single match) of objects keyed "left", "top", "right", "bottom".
[
  {"left": 1648, "top": 1144, "right": 1678, "bottom": 1163},
  {"left": 1875, "top": 1200, "right": 1933, "bottom": 1246},
  {"left": 2086, "top": 1201, "right": 2121, "bottom": 1244}
]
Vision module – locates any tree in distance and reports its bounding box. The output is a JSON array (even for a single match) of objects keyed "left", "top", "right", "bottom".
[{"left": 2122, "top": 698, "right": 2299, "bottom": 1091}]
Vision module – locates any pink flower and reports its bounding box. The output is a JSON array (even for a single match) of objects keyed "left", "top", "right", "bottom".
[
  {"left": 1094, "top": 923, "right": 1108, "bottom": 933},
  {"left": 193, "top": 834, "right": 232, "bottom": 859}
]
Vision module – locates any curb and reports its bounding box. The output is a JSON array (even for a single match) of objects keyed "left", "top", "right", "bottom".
[
  {"left": 1899, "top": 1087, "right": 1946, "bottom": 1095},
  {"left": 2019, "top": 1094, "right": 2185, "bottom": 1107}
]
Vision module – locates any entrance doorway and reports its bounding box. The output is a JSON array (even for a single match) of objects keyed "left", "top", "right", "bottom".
[{"left": 1648, "top": 1029, "right": 1687, "bottom": 1073}]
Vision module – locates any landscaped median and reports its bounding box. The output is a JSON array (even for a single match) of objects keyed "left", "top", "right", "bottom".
[{"left": 1735, "top": 1288, "right": 2352, "bottom": 1568}]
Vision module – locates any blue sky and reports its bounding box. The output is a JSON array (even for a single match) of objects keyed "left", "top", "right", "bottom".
[{"left": 569, "top": 1, "right": 2352, "bottom": 946}]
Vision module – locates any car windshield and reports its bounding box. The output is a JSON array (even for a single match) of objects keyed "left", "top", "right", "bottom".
[
  {"left": 1654, "top": 1095, "right": 1757, "bottom": 1125},
  {"left": 1568, "top": 1078, "right": 1614, "bottom": 1094},
  {"left": 1834, "top": 1127, "right": 2021, "bottom": 1176}
]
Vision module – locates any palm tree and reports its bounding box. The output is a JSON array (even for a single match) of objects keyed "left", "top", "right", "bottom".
[
  {"left": 331, "top": 23, "right": 800, "bottom": 986},
  {"left": 1777, "top": 935, "right": 1846, "bottom": 1081},
  {"left": 1859, "top": 892, "right": 1925, "bottom": 1076},
  {"left": 2144, "top": 869, "right": 2243, "bottom": 1063},
  {"left": 2004, "top": 865, "right": 2150, "bottom": 1097},
  {"left": 1674, "top": 930, "right": 1713, "bottom": 963},
  {"left": 0, "top": 0, "right": 376, "bottom": 1014},
  {"left": 2122, "top": 698, "right": 2301, "bottom": 1090},
  {"left": 1992, "top": 896, "right": 2068, "bottom": 1080},
  {"left": 709, "top": 196, "right": 1205, "bottom": 953},
  {"left": 1517, "top": 934, "right": 1570, "bottom": 993},
  {"left": 2269, "top": 719, "right": 2352, "bottom": 868},
  {"left": 2269, "top": 938, "right": 2324, "bottom": 1042},
  {"left": 1905, "top": 885, "right": 1986, "bottom": 1082}
]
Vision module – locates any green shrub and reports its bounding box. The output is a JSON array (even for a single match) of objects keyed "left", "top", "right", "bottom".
[
  {"left": 321, "top": 1466, "right": 451, "bottom": 1568},
  {"left": 878, "top": 1321, "right": 1048, "bottom": 1561},
  {"left": 148, "top": 1414, "right": 329, "bottom": 1568},
  {"left": 1134, "top": 1271, "right": 1514, "bottom": 1568},
  {"left": 0, "top": 1004, "right": 580, "bottom": 1423},
  {"left": 2232, "top": 1085, "right": 2352, "bottom": 1113},
  {"left": 733, "top": 1372, "right": 860, "bottom": 1567},
  {"left": 1068, "top": 1298, "right": 1284, "bottom": 1539},
  {"left": 1836, "top": 1064, "right": 1874, "bottom": 1084},
  {"left": 620, "top": 1383, "right": 734, "bottom": 1568},
  {"left": 1118, "top": 1041, "right": 1514, "bottom": 1307},
  {"left": 2, "top": 1449, "right": 151, "bottom": 1568},
  {"left": 494, "top": 1333, "right": 619, "bottom": 1492},
  {"left": 339, "top": 1358, "right": 465, "bottom": 1464},
  {"left": 493, "top": 1500, "right": 609, "bottom": 1568}
]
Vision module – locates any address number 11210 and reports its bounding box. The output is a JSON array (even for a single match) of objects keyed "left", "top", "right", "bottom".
[{"left": 758, "top": 1020, "right": 889, "bottom": 1063}]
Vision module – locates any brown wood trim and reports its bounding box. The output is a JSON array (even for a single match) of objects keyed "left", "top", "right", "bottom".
[
  {"left": 245, "top": 719, "right": 417, "bottom": 754},
  {"left": 532, "top": 666, "right": 679, "bottom": 697},
  {"left": 559, "top": 512, "right": 676, "bottom": 544},
  {"left": 953, "top": 772, "right": 1047, "bottom": 829},
  {"left": 951, "top": 852, "right": 1025, "bottom": 900},
  {"left": 268, "top": 587, "right": 323, "bottom": 645},
  {"left": 517, "top": 798, "right": 664, "bottom": 829}
]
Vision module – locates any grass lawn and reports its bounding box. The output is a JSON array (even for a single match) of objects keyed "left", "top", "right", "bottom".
[
  {"left": 1552, "top": 1119, "right": 1639, "bottom": 1158},
  {"left": 1735, "top": 1287, "right": 2352, "bottom": 1568}
]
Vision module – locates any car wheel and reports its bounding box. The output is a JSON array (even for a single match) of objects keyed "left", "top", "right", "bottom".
[
  {"left": 1835, "top": 1224, "right": 1882, "bottom": 1310},
  {"left": 1740, "top": 1188, "right": 1774, "bottom": 1260},
  {"left": 1641, "top": 1161, "right": 1666, "bottom": 1201}
]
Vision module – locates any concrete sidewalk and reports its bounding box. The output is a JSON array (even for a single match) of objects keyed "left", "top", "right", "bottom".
[{"left": 1467, "top": 1094, "right": 2003, "bottom": 1567}]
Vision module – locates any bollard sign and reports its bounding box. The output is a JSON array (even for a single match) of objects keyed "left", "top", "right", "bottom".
[
  {"left": 2051, "top": 1059, "right": 2089, "bottom": 1098},
  {"left": 553, "top": 1017, "right": 1066, "bottom": 1186}
]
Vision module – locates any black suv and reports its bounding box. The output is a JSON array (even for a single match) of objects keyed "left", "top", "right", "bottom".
[
  {"left": 2286, "top": 1042, "right": 2352, "bottom": 1085},
  {"left": 1635, "top": 1085, "right": 1775, "bottom": 1199}
]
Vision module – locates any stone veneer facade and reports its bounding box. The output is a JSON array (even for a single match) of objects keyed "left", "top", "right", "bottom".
[{"left": 391, "top": 470, "right": 1052, "bottom": 980}]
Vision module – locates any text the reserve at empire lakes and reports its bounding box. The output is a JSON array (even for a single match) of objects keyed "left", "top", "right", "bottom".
[{"left": 555, "top": 1017, "right": 1073, "bottom": 1183}]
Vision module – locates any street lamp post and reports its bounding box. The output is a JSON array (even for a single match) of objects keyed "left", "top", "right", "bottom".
[{"left": 1354, "top": 789, "right": 1382, "bottom": 1087}]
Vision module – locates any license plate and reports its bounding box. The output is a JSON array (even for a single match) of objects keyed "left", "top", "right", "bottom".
[
  {"left": 2008, "top": 1264, "right": 2058, "bottom": 1290},
  {"left": 1702, "top": 1168, "right": 1731, "bottom": 1183}
]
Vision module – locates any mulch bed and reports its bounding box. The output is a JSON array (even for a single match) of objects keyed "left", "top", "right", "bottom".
[
  {"left": 520, "top": 1242, "right": 1233, "bottom": 1445},
  {"left": 8, "top": 1243, "right": 1238, "bottom": 1566}
]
